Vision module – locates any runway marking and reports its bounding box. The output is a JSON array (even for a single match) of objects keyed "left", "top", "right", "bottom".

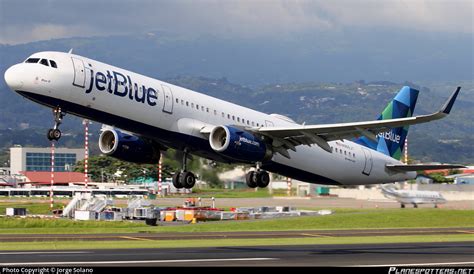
[
  {"left": 119, "top": 236, "right": 155, "bottom": 241},
  {"left": 457, "top": 230, "right": 474, "bottom": 234},
  {"left": 0, "top": 251, "right": 90, "bottom": 255},
  {"left": 353, "top": 261, "right": 474, "bottom": 267},
  {"left": 0, "top": 258, "right": 277, "bottom": 266},
  {"left": 300, "top": 233, "right": 332, "bottom": 238}
]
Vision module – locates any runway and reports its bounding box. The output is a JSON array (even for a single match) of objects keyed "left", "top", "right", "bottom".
[
  {"left": 0, "top": 242, "right": 473, "bottom": 266},
  {"left": 1, "top": 227, "right": 472, "bottom": 242}
]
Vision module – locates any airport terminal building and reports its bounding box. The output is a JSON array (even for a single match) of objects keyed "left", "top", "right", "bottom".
[{"left": 10, "top": 146, "right": 85, "bottom": 176}]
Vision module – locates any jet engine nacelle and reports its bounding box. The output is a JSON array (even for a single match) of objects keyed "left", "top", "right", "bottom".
[
  {"left": 99, "top": 128, "right": 160, "bottom": 164},
  {"left": 209, "top": 125, "right": 272, "bottom": 163}
]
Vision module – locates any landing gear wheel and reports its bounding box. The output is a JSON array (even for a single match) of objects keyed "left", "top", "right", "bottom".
[
  {"left": 47, "top": 129, "right": 61, "bottom": 141},
  {"left": 172, "top": 172, "right": 184, "bottom": 189},
  {"left": 172, "top": 149, "right": 196, "bottom": 190},
  {"left": 181, "top": 171, "right": 196, "bottom": 189},
  {"left": 401, "top": 204, "right": 405, "bottom": 208},
  {"left": 246, "top": 171, "right": 258, "bottom": 188},
  {"left": 256, "top": 171, "right": 270, "bottom": 188}
]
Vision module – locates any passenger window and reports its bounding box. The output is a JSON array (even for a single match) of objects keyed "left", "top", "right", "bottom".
[
  {"left": 49, "top": 60, "right": 58, "bottom": 68},
  {"left": 252, "top": 122, "right": 255, "bottom": 126},
  {"left": 227, "top": 114, "right": 230, "bottom": 119},
  {"left": 237, "top": 117, "right": 240, "bottom": 122},
  {"left": 25, "top": 58, "right": 40, "bottom": 63},
  {"left": 191, "top": 103, "right": 194, "bottom": 108},
  {"left": 232, "top": 115, "right": 235, "bottom": 121},
  {"left": 175, "top": 98, "right": 179, "bottom": 103},
  {"left": 186, "top": 101, "right": 189, "bottom": 107},
  {"left": 213, "top": 110, "right": 217, "bottom": 115},
  {"left": 247, "top": 120, "right": 250, "bottom": 125},
  {"left": 181, "top": 100, "right": 184, "bottom": 105},
  {"left": 39, "top": 59, "right": 49, "bottom": 66}
]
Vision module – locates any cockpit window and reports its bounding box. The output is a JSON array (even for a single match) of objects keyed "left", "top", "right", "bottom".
[
  {"left": 50, "top": 60, "right": 57, "bottom": 68},
  {"left": 39, "top": 59, "right": 49, "bottom": 66},
  {"left": 25, "top": 58, "right": 40, "bottom": 63}
]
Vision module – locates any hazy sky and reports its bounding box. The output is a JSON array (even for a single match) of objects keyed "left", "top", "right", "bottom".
[{"left": 0, "top": 0, "right": 472, "bottom": 44}]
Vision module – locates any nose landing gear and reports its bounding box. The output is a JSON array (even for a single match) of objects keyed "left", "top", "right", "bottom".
[{"left": 47, "top": 107, "right": 65, "bottom": 141}]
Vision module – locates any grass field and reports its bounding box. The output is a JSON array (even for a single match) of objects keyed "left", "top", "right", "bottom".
[
  {"left": 174, "top": 188, "right": 288, "bottom": 198},
  {"left": 1, "top": 209, "right": 473, "bottom": 234},
  {"left": 0, "top": 201, "right": 65, "bottom": 215}
]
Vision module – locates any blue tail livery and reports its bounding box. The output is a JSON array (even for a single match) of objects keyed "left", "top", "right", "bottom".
[{"left": 355, "top": 86, "right": 419, "bottom": 160}]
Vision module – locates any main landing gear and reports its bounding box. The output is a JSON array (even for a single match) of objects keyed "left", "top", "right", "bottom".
[
  {"left": 172, "top": 149, "right": 196, "bottom": 190},
  {"left": 47, "top": 107, "right": 65, "bottom": 141},
  {"left": 245, "top": 162, "right": 270, "bottom": 188}
]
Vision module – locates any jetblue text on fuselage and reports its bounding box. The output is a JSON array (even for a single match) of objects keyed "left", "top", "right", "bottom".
[{"left": 85, "top": 69, "right": 158, "bottom": 107}]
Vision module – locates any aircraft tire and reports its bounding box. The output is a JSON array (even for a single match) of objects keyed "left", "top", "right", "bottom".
[
  {"left": 256, "top": 171, "right": 270, "bottom": 188},
  {"left": 52, "top": 129, "right": 61, "bottom": 140},
  {"left": 172, "top": 172, "right": 184, "bottom": 189},
  {"left": 181, "top": 171, "right": 196, "bottom": 189},
  {"left": 47, "top": 129, "right": 55, "bottom": 141},
  {"left": 246, "top": 171, "right": 258, "bottom": 188}
]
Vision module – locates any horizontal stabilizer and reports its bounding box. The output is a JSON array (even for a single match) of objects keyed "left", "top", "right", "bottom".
[{"left": 386, "top": 164, "right": 466, "bottom": 172}]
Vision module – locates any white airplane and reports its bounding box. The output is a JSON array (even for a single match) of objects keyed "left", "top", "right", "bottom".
[
  {"left": 381, "top": 186, "right": 447, "bottom": 208},
  {"left": 3, "top": 51, "right": 465, "bottom": 189}
]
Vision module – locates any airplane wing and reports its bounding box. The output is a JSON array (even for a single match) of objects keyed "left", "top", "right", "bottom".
[
  {"left": 386, "top": 164, "right": 466, "bottom": 172},
  {"left": 248, "top": 87, "right": 461, "bottom": 157}
]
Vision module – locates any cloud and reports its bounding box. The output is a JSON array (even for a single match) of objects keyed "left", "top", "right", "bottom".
[
  {"left": 317, "top": 0, "right": 473, "bottom": 33},
  {"left": 0, "top": 23, "right": 104, "bottom": 44},
  {"left": 0, "top": 0, "right": 472, "bottom": 44}
]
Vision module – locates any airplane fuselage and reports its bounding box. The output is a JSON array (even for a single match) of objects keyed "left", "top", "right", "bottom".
[{"left": 4, "top": 51, "right": 417, "bottom": 185}]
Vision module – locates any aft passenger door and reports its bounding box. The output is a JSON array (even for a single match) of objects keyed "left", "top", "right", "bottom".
[
  {"left": 71, "top": 57, "right": 85, "bottom": 88},
  {"left": 361, "top": 147, "right": 373, "bottom": 176},
  {"left": 161, "top": 85, "right": 173, "bottom": 114}
]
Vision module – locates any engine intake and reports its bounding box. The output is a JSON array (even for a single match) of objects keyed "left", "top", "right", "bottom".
[
  {"left": 209, "top": 125, "right": 271, "bottom": 163},
  {"left": 99, "top": 128, "right": 160, "bottom": 164}
]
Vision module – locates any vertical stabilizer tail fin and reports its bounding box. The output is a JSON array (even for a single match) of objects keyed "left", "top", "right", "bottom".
[{"left": 355, "top": 86, "right": 419, "bottom": 160}]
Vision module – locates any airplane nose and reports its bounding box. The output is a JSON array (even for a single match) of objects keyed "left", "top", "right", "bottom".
[{"left": 4, "top": 65, "right": 24, "bottom": 90}]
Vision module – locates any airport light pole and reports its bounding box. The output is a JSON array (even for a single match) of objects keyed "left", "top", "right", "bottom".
[
  {"left": 158, "top": 153, "right": 162, "bottom": 196},
  {"left": 50, "top": 142, "right": 55, "bottom": 211},
  {"left": 83, "top": 119, "right": 89, "bottom": 189},
  {"left": 287, "top": 177, "right": 292, "bottom": 196}
]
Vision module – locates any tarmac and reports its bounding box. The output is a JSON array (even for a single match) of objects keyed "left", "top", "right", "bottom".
[
  {"left": 0, "top": 227, "right": 472, "bottom": 242},
  {"left": 1, "top": 242, "right": 473, "bottom": 266}
]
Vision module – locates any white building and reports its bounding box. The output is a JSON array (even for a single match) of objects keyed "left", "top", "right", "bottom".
[{"left": 10, "top": 146, "right": 85, "bottom": 176}]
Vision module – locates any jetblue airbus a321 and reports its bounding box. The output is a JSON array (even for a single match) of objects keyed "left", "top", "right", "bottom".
[{"left": 4, "top": 51, "right": 465, "bottom": 189}]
